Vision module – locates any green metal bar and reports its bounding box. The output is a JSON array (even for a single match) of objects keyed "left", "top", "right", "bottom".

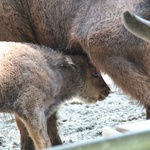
[{"left": 47, "top": 130, "right": 150, "bottom": 150}]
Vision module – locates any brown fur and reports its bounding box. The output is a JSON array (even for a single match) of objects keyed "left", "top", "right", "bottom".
[
  {"left": 0, "top": 0, "right": 150, "bottom": 105},
  {"left": 0, "top": 0, "right": 150, "bottom": 148},
  {"left": 0, "top": 41, "right": 110, "bottom": 149}
]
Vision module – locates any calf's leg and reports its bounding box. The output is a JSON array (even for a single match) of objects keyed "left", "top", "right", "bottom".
[
  {"left": 146, "top": 106, "right": 150, "bottom": 119},
  {"left": 21, "top": 112, "right": 51, "bottom": 149},
  {"left": 16, "top": 112, "right": 62, "bottom": 150},
  {"left": 15, "top": 117, "right": 35, "bottom": 150},
  {"left": 47, "top": 113, "right": 62, "bottom": 146}
]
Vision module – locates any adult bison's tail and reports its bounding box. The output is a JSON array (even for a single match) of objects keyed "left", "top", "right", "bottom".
[{"left": 121, "top": 11, "right": 150, "bottom": 43}]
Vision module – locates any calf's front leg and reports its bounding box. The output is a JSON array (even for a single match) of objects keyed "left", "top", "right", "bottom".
[
  {"left": 146, "top": 106, "right": 150, "bottom": 119},
  {"left": 15, "top": 116, "right": 35, "bottom": 150},
  {"left": 16, "top": 113, "right": 62, "bottom": 150}
]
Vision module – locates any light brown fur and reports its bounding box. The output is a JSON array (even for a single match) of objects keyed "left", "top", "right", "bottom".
[
  {"left": 0, "top": 41, "right": 110, "bottom": 149},
  {"left": 0, "top": 0, "right": 150, "bottom": 149}
]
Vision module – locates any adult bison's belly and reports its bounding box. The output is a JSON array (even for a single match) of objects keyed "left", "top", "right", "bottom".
[{"left": 0, "top": 0, "right": 89, "bottom": 55}]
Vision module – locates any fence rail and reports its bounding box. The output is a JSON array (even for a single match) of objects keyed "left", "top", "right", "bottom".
[{"left": 47, "top": 129, "right": 150, "bottom": 150}]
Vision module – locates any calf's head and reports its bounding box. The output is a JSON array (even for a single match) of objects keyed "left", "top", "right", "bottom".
[{"left": 71, "top": 55, "right": 110, "bottom": 103}]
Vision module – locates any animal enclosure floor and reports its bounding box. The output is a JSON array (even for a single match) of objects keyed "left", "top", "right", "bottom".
[{"left": 0, "top": 75, "right": 146, "bottom": 150}]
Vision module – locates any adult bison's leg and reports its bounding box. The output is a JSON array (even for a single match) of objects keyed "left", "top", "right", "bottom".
[
  {"left": 122, "top": 11, "right": 150, "bottom": 120},
  {"left": 15, "top": 117, "right": 35, "bottom": 150},
  {"left": 47, "top": 113, "right": 62, "bottom": 146}
]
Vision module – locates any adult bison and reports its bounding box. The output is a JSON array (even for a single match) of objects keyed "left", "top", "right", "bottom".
[{"left": 0, "top": 0, "right": 150, "bottom": 149}]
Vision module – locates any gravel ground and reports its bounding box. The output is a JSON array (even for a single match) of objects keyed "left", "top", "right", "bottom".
[{"left": 0, "top": 75, "right": 146, "bottom": 150}]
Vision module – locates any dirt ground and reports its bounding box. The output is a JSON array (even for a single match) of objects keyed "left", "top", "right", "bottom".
[{"left": 0, "top": 75, "right": 146, "bottom": 150}]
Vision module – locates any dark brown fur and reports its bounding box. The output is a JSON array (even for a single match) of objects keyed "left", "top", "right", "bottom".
[
  {"left": 0, "top": 41, "right": 110, "bottom": 149},
  {"left": 0, "top": 0, "right": 150, "bottom": 149}
]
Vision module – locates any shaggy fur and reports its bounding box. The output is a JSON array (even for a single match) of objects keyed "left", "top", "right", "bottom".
[
  {"left": 0, "top": 0, "right": 150, "bottom": 105},
  {"left": 0, "top": 0, "right": 150, "bottom": 149},
  {"left": 0, "top": 41, "right": 110, "bottom": 149}
]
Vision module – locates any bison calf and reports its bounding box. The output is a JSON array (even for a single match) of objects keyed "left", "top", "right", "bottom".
[{"left": 0, "top": 42, "right": 110, "bottom": 149}]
